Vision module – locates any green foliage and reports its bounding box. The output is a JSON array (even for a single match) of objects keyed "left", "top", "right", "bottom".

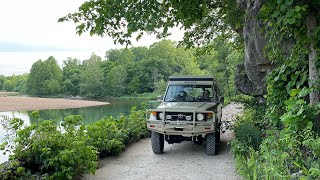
[
  {"left": 59, "top": 0, "right": 244, "bottom": 48},
  {"left": 61, "top": 58, "right": 82, "bottom": 96},
  {"left": 80, "top": 54, "right": 104, "bottom": 97},
  {"left": 26, "top": 57, "right": 62, "bottom": 96},
  {"left": 232, "top": 108, "right": 264, "bottom": 155},
  {"left": 85, "top": 103, "right": 149, "bottom": 156},
  {"left": 196, "top": 41, "right": 243, "bottom": 97},
  {"left": 106, "top": 65, "right": 127, "bottom": 96},
  {"left": 231, "top": 62, "right": 320, "bottom": 179},
  {"left": 0, "top": 115, "right": 98, "bottom": 179},
  {"left": 0, "top": 104, "right": 150, "bottom": 179},
  {"left": 20, "top": 39, "right": 241, "bottom": 99},
  {"left": 233, "top": 126, "right": 320, "bottom": 179},
  {"left": 0, "top": 74, "right": 28, "bottom": 93},
  {"left": 86, "top": 117, "right": 126, "bottom": 155},
  {"left": 229, "top": 1, "right": 320, "bottom": 179}
]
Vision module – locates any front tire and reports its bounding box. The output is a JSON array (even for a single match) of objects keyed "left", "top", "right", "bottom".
[
  {"left": 151, "top": 131, "right": 164, "bottom": 154},
  {"left": 206, "top": 133, "right": 216, "bottom": 156},
  {"left": 215, "top": 130, "right": 220, "bottom": 143}
]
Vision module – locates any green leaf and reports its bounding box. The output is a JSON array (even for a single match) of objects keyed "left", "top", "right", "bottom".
[
  {"left": 290, "top": 89, "right": 300, "bottom": 97},
  {"left": 285, "top": 0, "right": 293, "bottom": 6},
  {"left": 298, "top": 88, "right": 310, "bottom": 97},
  {"left": 286, "top": 9, "right": 295, "bottom": 18},
  {"left": 287, "top": 18, "right": 296, "bottom": 24},
  {"left": 280, "top": 4, "right": 287, "bottom": 12},
  {"left": 281, "top": 74, "right": 287, "bottom": 81},
  {"left": 272, "top": 11, "right": 280, "bottom": 18},
  {"left": 295, "top": 6, "right": 301, "bottom": 12},
  {"left": 284, "top": 99, "right": 297, "bottom": 109}
]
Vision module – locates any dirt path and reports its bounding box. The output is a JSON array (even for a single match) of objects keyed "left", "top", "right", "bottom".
[{"left": 83, "top": 102, "right": 243, "bottom": 180}]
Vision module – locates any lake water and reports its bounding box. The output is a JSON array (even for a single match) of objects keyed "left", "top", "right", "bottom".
[{"left": 0, "top": 98, "right": 160, "bottom": 163}]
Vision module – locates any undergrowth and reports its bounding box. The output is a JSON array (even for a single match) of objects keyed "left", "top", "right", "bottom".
[{"left": 0, "top": 103, "right": 149, "bottom": 179}]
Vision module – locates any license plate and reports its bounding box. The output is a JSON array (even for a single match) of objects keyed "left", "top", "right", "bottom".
[{"left": 170, "top": 121, "right": 187, "bottom": 125}]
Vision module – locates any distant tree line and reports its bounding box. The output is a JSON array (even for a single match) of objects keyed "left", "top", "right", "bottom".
[{"left": 0, "top": 40, "right": 243, "bottom": 97}]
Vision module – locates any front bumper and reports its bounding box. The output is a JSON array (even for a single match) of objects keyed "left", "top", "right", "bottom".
[{"left": 146, "top": 109, "right": 215, "bottom": 136}]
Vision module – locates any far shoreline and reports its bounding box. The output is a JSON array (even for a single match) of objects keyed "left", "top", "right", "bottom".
[{"left": 0, "top": 96, "right": 109, "bottom": 112}]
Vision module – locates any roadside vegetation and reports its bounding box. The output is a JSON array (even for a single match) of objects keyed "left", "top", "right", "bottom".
[
  {"left": 230, "top": 1, "right": 320, "bottom": 179},
  {"left": 0, "top": 104, "right": 149, "bottom": 179}
]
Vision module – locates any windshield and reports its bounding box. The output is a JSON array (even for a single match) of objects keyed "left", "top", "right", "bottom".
[{"left": 164, "top": 85, "right": 214, "bottom": 102}]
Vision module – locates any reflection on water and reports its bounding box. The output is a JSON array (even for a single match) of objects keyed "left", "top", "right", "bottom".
[{"left": 0, "top": 98, "right": 159, "bottom": 163}]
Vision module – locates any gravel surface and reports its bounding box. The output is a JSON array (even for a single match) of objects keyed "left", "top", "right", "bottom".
[
  {"left": 0, "top": 96, "right": 108, "bottom": 112},
  {"left": 83, "top": 102, "right": 243, "bottom": 180}
]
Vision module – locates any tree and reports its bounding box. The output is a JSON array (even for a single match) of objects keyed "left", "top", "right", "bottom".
[
  {"left": 62, "top": 58, "right": 82, "bottom": 95},
  {"left": 80, "top": 54, "right": 104, "bottom": 97},
  {"left": 131, "top": 46, "right": 149, "bottom": 62},
  {"left": 26, "top": 57, "right": 62, "bottom": 95},
  {"left": 105, "top": 48, "right": 134, "bottom": 65},
  {"left": 58, "top": 1, "right": 244, "bottom": 47},
  {"left": 26, "top": 60, "right": 43, "bottom": 95},
  {"left": 106, "top": 66, "right": 127, "bottom": 96},
  {"left": 2, "top": 80, "right": 13, "bottom": 92},
  {"left": 127, "top": 57, "right": 170, "bottom": 94},
  {"left": 0, "top": 75, "right": 5, "bottom": 90}
]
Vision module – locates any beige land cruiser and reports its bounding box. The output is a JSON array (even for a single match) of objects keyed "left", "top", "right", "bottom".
[{"left": 146, "top": 76, "right": 224, "bottom": 155}]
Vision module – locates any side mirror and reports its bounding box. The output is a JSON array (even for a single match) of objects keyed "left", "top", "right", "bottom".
[
  {"left": 157, "top": 95, "right": 163, "bottom": 102},
  {"left": 219, "top": 96, "right": 224, "bottom": 104}
]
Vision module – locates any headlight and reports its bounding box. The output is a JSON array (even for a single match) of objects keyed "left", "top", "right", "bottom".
[
  {"left": 196, "top": 113, "right": 204, "bottom": 121},
  {"left": 186, "top": 116, "right": 192, "bottom": 121},
  {"left": 159, "top": 113, "right": 164, "bottom": 120}
]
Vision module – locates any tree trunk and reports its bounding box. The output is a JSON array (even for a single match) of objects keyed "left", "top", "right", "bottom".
[
  {"left": 307, "top": 14, "right": 320, "bottom": 105},
  {"left": 307, "top": 13, "right": 320, "bottom": 133}
]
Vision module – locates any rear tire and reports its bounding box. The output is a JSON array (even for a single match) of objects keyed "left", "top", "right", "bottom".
[
  {"left": 151, "top": 131, "right": 164, "bottom": 154},
  {"left": 206, "top": 133, "right": 216, "bottom": 156}
]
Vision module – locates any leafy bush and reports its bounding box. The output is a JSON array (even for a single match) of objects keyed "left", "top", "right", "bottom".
[
  {"left": 232, "top": 108, "right": 264, "bottom": 154},
  {"left": 85, "top": 103, "right": 150, "bottom": 156},
  {"left": 86, "top": 117, "right": 126, "bottom": 156},
  {"left": 231, "top": 97, "right": 320, "bottom": 179},
  {"left": 234, "top": 122, "right": 262, "bottom": 152},
  {"left": 0, "top": 115, "right": 98, "bottom": 180},
  {"left": 117, "top": 104, "right": 150, "bottom": 141},
  {"left": 0, "top": 104, "right": 150, "bottom": 179}
]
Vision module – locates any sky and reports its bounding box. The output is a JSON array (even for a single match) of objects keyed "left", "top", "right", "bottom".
[{"left": 0, "top": 0, "right": 183, "bottom": 76}]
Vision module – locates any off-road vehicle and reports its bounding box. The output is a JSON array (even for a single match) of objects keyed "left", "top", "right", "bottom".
[{"left": 146, "top": 76, "right": 223, "bottom": 155}]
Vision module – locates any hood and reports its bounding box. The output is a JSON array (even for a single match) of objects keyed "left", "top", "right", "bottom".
[{"left": 157, "top": 102, "right": 217, "bottom": 111}]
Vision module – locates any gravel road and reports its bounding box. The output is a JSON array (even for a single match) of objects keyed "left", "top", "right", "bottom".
[{"left": 83, "top": 102, "right": 243, "bottom": 180}]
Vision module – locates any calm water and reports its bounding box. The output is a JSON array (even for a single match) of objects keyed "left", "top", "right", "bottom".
[{"left": 0, "top": 98, "right": 159, "bottom": 163}]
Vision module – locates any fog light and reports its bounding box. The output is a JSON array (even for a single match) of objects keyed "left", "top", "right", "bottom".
[
  {"left": 197, "top": 113, "right": 204, "bottom": 121},
  {"left": 166, "top": 115, "right": 172, "bottom": 120},
  {"left": 159, "top": 113, "right": 164, "bottom": 120},
  {"left": 186, "top": 116, "right": 192, "bottom": 121}
]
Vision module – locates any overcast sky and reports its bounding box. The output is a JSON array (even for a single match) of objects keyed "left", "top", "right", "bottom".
[{"left": 0, "top": 0, "right": 183, "bottom": 76}]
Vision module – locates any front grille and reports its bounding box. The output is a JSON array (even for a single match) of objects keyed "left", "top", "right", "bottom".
[{"left": 165, "top": 112, "right": 193, "bottom": 121}]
